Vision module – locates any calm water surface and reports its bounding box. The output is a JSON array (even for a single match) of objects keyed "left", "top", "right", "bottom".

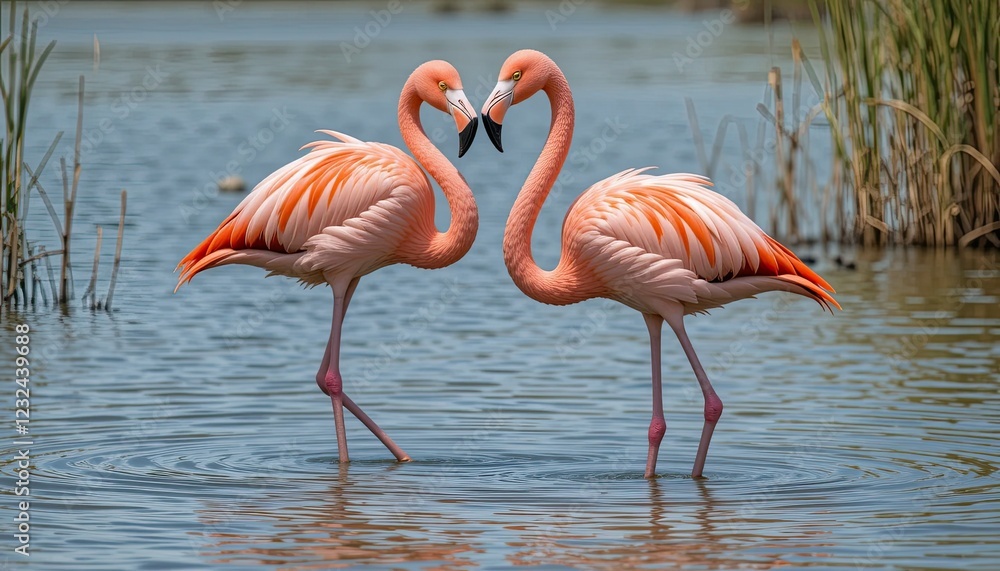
[{"left": 2, "top": 2, "right": 999, "bottom": 569}]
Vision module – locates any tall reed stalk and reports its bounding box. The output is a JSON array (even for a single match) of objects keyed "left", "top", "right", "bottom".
[
  {"left": 812, "top": 0, "right": 1000, "bottom": 247},
  {"left": 2, "top": 1, "right": 126, "bottom": 312},
  {"left": 1, "top": 1, "right": 56, "bottom": 307}
]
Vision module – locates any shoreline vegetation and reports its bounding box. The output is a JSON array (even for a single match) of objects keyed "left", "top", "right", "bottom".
[
  {"left": 814, "top": 0, "right": 999, "bottom": 248},
  {"left": 684, "top": 0, "right": 998, "bottom": 248},
  {"left": 1, "top": 1, "right": 126, "bottom": 312}
]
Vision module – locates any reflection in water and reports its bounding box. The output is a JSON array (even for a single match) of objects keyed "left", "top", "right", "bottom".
[
  {"left": 833, "top": 248, "right": 999, "bottom": 377},
  {"left": 193, "top": 469, "right": 846, "bottom": 570},
  {"left": 195, "top": 465, "right": 484, "bottom": 570},
  {"left": 505, "top": 480, "right": 826, "bottom": 569}
]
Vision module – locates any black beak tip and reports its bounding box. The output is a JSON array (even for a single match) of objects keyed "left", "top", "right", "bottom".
[
  {"left": 458, "top": 116, "right": 478, "bottom": 158},
  {"left": 482, "top": 113, "right": 503, "bottom": 153}
]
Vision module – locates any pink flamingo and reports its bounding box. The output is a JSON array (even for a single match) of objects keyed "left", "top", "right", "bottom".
[
  {"left": 481, "top": 50, "right": 839, "bottom": 479},
  {"left": 176, "top": 61, "right": 480, "bottom": 464}
]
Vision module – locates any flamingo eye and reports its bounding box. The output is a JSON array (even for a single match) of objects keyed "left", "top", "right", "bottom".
[
  {"left": 512, "top": 71, "right": 522, "bottom": 81},
  {"left": 438, "top": 81, "right": 448, "bottom": 91}
]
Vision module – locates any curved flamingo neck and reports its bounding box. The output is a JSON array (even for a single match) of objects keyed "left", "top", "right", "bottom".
[
  {"left": 397, "top": 82, "right": 478, "bottom": 269},
  {"left": 502, "top": 66, "right": 591, "bottom": 305}
]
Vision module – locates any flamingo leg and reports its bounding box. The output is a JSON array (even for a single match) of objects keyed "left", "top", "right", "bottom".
[
  {"left": 321, "top": 284, "right": 351, "bottom": 463},
  {"left": 665, "top": 314, "right": 723, "bottom": 478},
  {"left": 643, "top": 314, "right": 666, "bottom": 479},
  {"left": 315, "top": 277, "right": 410, "bottom": 462},
  {"left": 316, "top": 278, "right": 360, "bottom": 396}
]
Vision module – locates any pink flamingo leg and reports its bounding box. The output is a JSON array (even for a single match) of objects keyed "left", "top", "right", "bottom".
[
  {"left": 321, "top": 284, "right": 351, "bottom": 463},
  {"left": 665, "top": 314, "right": 723, "bottom": 478},
  {"left": 643, "top": 314, "right": 666, "bottom": 479},
  {"left": 316, "top": 278, "right": 410, "bottom": 462},
  {"left": 316, "top": 278, "right": 360, "bottom": 396}
]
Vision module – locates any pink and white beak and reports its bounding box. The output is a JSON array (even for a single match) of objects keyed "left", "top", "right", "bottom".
[
  {"left": 445, "top": 88, "right": 478, "bottom": 158},
  {"left": 481, "top": 79, "right": 515, "bottom": 152}
]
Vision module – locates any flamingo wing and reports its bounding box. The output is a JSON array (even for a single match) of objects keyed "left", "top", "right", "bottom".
[
  {"left": 566, "top": 169, "right": 839, "bottom": 311},
  {"left": 176, "top": 130, "right": 431, "bottom": 288}
]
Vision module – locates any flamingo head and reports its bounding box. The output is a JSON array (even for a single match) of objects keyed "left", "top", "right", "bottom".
[
  {"left": 411, "top": 60, "right": 478, "bottom": 157},
  {"left": 481, "top": 49, "right": 554, "bottom": 152}
]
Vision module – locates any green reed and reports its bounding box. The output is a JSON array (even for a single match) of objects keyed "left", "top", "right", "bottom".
[
  {"left": 1, "top": 1, "right": 57, "bottom": 307},
  {"left": 2, "top": 1, "right": 126, "bottom": 311},
  {"left": 809, "top": 0, "right": 999, "bottom": 247}
]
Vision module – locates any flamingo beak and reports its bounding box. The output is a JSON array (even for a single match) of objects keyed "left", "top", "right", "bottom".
[
  {"left": 446, "top": 89, "right": 478, "bottom": 158},
  {"left": 481, "top": 79, "right": 514, "bottom": 153}
]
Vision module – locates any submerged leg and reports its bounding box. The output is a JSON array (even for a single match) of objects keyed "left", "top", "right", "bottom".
[
  {"left": 665, "top": 314, "right": 723, "bottom": 478},
  {"left": 644, "top": 314, "right": 666, "bottom": 479}
]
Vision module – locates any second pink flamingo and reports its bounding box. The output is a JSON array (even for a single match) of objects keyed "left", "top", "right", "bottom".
[{"left": 481, "top": 49, "right": 839, "bottom": 479}]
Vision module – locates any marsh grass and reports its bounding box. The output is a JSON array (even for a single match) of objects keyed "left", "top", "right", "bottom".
[
  {"left": 1, "top": 1, "right": 56, "bottom": 307},
  {"left": 810, "top": 0, "right": 999, "bottom": 246},
  {"left": 690, "top": 0, "right": 998, "bottom": 248},
  {"left": 2, "top": 1, "right": 126, "bottom": 311}
]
